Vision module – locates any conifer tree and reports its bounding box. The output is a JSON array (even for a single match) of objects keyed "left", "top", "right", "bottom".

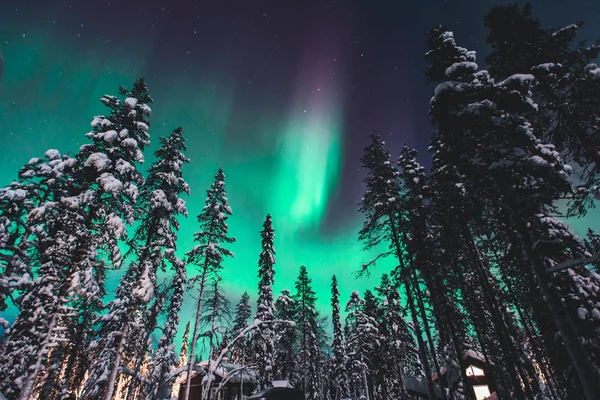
[
  {"left": 201, "top": 275, "right": 231, "bottom": 360},
  {"left": 179, "top": 321, "right": 192, "bottom": 368},
  {"left": 252, "top": 215, "right": 277, "bottom": 389},
  {"left": 330, "top": 275, "right": 349, "bottom": 400},
  {"left": 484, "top": 4, "right": 600, "bottom": 212},
  {"left": 357, "top": 132, "right": 436, "bottom": 400},
  {"left": 83, "top": 126, "right": 189, "bottom": 400},
  {"left": 345, "top": 291, "right": 379, "bottom": 400},
  {"left": 274, "top": 289, "right": 297, "bottom": 384},
  {"left": 150, "top": 250, "right": 188, "bottom": 399},
  {"left": 0, "top": 80, "right": 152, "bottom": 400},
  {"left": 229, "top": 292, "right": 252, "bottom": 365},
  {"left": 294, "top": 266, "right": 321, "bottom": 399},
  {"left": 183, "top": 168, "right": 235, "bottom": 400},
  {"left": 375, "top": 273, "right": 415, "bottom": 400},
  {"left": 426, "top": 25, "right": 600, "bottom": 398}
]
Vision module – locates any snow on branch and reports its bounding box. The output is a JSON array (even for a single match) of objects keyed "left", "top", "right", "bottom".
[
  {"left": 201, "top": 318, "right": 295, "bottom": 400},
  {"left": 546, "top": 253, "right": 600, "bottom": 273}
]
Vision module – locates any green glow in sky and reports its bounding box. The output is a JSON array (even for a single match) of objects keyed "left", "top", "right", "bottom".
[
  {"left": 272, "top": 108, "right": 342, "bottom": 230},
  {"left": 0, "top": 18, "right": 394, "bottom": 354}
]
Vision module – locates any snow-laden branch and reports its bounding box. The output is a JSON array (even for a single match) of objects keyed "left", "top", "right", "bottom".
[
  {"left": 546, "top": 253, "right": 600, "bottom": 273},
  {"left": 201, "top": 318, "right": 295, "bottom": 400},
  {"left": 213, "top": 364, "right": 256, "bottom": 394}
]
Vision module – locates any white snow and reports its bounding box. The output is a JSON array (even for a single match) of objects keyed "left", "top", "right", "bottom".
[
  {"left": 124, "top": 97, "right": 138, "bottom": 109},
  {"left": 498, "top": 73, "right": 535, "bottom": 88},
  {"left": 84, "top": 153, "right": 111, "bottom": 171},
  {"left": 122, "top": 138, "right": 138, "bottom": 149},
  {"left": 119, "top": 128, "right": 129, "bottom": 138},
  {"left": 552, "top": 24, "right": 578, "bottom": 37},
  {"left": 98, "top": 173, "right": 123, "bottom": 194},
  {"left": 445, "top": 61, "right": 478, "bottom": 77},
  {"left": 139, "top": 104, "right": 152, "bottom": 116},
  {"left": 115, "top": 159, "right": 134, "bottom": 175},
  {"left": 61, "top": 196, "right": 80, "bottom": 209},
  {"left": 585, "top": 64, "right": 600, "bottom": 80},
  {"left": 107, "top": 214, "right": 126, "bottom": 238},
  {"left": 135, "top": 121, "right": 149, "bottom": 132},
  {"left": 103, "top": 130, "right": 118, "bottom": 143},
  {"left": 44, "top": 149, "right": 61, "bottom": 160},
  {"left": 134, "top": 266, "right": 154, "bottom": 302}
]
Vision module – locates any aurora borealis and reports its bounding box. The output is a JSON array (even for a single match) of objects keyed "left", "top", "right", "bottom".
[{"left": 1, "top": 0, "right": 600, "bottom": 353}]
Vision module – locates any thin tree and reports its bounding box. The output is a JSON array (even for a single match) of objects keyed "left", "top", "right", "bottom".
[
  {"left": 251, "top": 215, "right": 277, "bottom": 389},
  {"left": 182, "top": 169, "right": 235, "bottom": 400}
]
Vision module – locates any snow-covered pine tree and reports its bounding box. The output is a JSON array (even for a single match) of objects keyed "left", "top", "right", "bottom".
[
  {"left": 229, "top": 291, "right": 252, "bottom": 365},
  {"left": 179, "top": 321, "right": 192, "bottom": 368},
  {"left": 330, "top": 275, "right": 349, "bottom": 400},
  {"left": 484, "top": 3, "right": 600, "bottom": 213},
  {"left": 0, "top": 80, "right": 152, "bottom": 400},
  {"left": 375, "top": 273, "right": 414, "bottom": 400},
  {"left": 274, "top": 289, "right": 297, "bottom": 384},
  {"left": 251, "top": 214, "right": 277, "bottom": 390},
  {"left": 426, "top": 25, "right": 600, "bottom": 398},
  {"left": 182, "top": 168, "right": 235, "bottom": 400},
  {"left": 83, "top": 126, "right": 189, "bottom": 400},
  {"left": 0, "top": 150, "right": 77, "bottom": 315},
  {"left": 294, "top": 266, "right": 321, "bottom": 399},
  {"left": 357, "top": 133, "right": 436, "bottom": 400},
  {"left": 201, "top": 275, "right": 232, "bottom": 360},
  {"left": 150, "top": 250, "right": 188, "bottom": 399},
  {"left": 344, "top": 291, "right": 379, "bottom": 400}
]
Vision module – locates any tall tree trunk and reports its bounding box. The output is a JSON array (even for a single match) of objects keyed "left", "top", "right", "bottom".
[
  {"left": 18, "top": 313, "right": 58, "bottom": 400},
  {"left": 465, "top": 229, "right": 528, "bottom": 400},
  {"left": 103, "top": 321, "right": 130, "bottom": 400},
  {"left": 183, "top": 270, "right": 209, "bottom": 400},
  {"left": 410, "top": 267, "right": 448, "bottom": 400},
  {"left": 389, "top": 217, "right": 436, "bottom": 400}
]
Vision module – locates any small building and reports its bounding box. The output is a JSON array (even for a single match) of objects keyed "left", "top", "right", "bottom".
[
  {"left": 176, "top": 362, "right": 257, "bottom": 400},
  {"left": 404, "top": 350, "right": 495, "bottom": 400}
]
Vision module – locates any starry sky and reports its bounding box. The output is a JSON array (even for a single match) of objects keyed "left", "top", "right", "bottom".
[{"left": 1, "top": 0, "right": 599, "bottom": 351}]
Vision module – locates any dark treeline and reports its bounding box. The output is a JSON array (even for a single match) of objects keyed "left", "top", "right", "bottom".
[{"left": 1, "top": 3, "right": 599, "bottom": 400}]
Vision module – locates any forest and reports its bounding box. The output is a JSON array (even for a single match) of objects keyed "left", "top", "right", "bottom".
[{"left": 1, "top": 4, "right": 600, "bottom": 400}]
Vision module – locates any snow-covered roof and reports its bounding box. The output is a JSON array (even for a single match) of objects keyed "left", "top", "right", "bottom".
[{"left": 462, "top": 350, "right": 485, "bottom": 362}]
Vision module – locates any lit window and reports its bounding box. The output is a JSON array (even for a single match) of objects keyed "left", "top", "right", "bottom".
[
  {"left": 466, "top": 365, "right": 485, "bottom": 377},
  {"left": 473, "top": 384, "right": 491, "bottom": 400}
]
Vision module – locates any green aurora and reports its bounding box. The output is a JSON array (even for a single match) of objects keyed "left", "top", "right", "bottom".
[
  {"left": 0, "top": 15, "right": 393, "bottom": 353},
  {"left": 3, "top": 2, "right": 599, "bottom": 358}
]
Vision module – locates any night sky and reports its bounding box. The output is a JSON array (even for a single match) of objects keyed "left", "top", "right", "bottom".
[{"left": 1, "top": 0, "right": 599, "bottom": 351}]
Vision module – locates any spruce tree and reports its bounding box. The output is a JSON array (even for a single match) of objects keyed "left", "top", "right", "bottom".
[
  {"left": 83, "top": 126, "right": 189, "bottom": 400},
  {"left": 182, "top": 168, "right": 235, "bottom": 400},
  {"left": 484, "top": 4, "right": 600, "bottom": 213},
  {"left": 345, "top": 291, "right": 379, "bottom": 400},
  {"left": 357, "top": 132, "right": 436, "bottom": 400},
  {"left": 330, "top": 275, "right": 349, "bottom": 400},
  {"left": 274, "top": 289, "right": 297, "bottom": 384},
  {"left": 229, "top": 292, "right": 252, "bottom": 365},
  {"left": 294, "top": 265, "right": 320, "bottom": 399},
  {"left": 252, "top": 214, "right": 277, "bottom": 389},
  {"left": 179, "top": 321, "right": 192, "bottom": 368},
  {"left": 426, "top": 25, "right": 600, "bottom": 398},
  {"left": 375, "top": 273, "right": 415, "bottom": 400},
  {"left": 201, "top": 275, "right": 231, "bottom": 360},
  {"left": 0, "top": 80, "right": 152, "bottom": 400}
]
